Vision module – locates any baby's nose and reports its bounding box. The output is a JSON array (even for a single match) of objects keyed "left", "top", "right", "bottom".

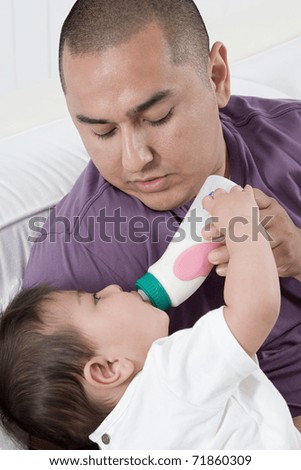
[{"left": 98, "top": 284, "right": 123, "bottom": 297}]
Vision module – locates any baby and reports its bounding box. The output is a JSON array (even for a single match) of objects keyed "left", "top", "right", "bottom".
[{"left": 1, "top": 186, "right": 300, "bottom": 450}]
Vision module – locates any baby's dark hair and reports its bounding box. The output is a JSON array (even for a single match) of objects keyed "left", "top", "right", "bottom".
[{"left": 0, "top": 285, "right": 105, "bottom": 449}]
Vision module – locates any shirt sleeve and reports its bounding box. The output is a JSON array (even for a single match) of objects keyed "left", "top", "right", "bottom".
[{"left": 149, "top": 306, "right": 259, "bottom": 409}]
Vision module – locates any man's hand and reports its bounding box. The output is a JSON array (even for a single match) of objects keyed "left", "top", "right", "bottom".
[
  {"left": 207, "top": 187, "right": 301, "bottom": 282},
  {"left": 254, "top": 189, "right": 301, "bottom": 281}
]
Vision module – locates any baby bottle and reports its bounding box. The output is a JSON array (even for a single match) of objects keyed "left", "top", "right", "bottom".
[{"left": 135, "top": 175, "right": 237, "bottom": 309}]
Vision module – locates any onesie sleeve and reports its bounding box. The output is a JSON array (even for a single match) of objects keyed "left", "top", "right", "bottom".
[{"left": 149, "top": 306, "right": 259, "bottom": 409}]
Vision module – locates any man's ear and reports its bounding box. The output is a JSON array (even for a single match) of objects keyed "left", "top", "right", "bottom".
[
  {"left": 83, "top": 356, "right": 134, "bottom": 388},
  {"left": 208, "top": 41, "right": 231, "bottom": 108}
]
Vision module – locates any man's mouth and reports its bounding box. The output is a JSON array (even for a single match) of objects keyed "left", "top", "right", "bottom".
[{"left": 133, "top": 175, "right": 168, "bottom": 193}]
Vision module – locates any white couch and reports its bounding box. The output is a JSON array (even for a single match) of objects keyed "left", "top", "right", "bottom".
[{"left": 0, "top": 0, "right": 301, "bottom": 450}]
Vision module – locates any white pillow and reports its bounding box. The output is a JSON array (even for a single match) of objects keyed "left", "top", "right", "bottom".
[
  {"left": 231, "top": 36, "right": 301, "bottom": 100},
  {"left": 0, "top": 117, "right": 89, "bottom": 311},
  {"left": 231, "top": 78, "right": 291, "bottom": 100}
]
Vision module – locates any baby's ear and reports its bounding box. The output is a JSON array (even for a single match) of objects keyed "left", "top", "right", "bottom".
[{"left": 83, "top": 356, "right": 134, "bottom": 388}]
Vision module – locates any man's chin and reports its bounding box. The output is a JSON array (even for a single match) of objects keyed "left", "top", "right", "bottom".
[
  {"left": 114, "top": 181, "right": 191, "bottom": 211},
  {"left": 136, "top": 192, "right": 189, "bottom": 212}
]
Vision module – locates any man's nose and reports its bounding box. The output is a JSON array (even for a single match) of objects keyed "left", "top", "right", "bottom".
[{"left": 121, "top": 128, "right": 153, "bottom": 172}]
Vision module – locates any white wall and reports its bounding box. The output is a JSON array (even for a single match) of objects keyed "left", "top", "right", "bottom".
[
  {"left": 196, "top": 0, "right": 301, "bottom": 61},
  {"left": 0, "top": 0, "right": 75, "bottom": 95},
  {"left": 1, "top": 0, "right": 301, "bottom": 137}
]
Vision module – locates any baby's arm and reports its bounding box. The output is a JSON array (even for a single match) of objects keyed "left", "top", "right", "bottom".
[{"left": 203, "top": 185, "right": 280, "bottom": 357}]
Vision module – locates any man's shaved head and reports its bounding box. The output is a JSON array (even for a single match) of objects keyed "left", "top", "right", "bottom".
[{"left": 59, "top": 0, "right": 210, "bottom": 92}]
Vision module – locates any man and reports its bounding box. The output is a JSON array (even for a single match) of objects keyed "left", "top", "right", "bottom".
[{"left": 24, "top": 0, "right": 301, "bottom": 424}]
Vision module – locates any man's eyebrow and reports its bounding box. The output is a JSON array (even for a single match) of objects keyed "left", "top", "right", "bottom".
[
  {"left": 127, "top": 89, "right": 174, "bottom": 117},
  {"left": 76, "top": 89, "right": 174, "bottom": 125},
  {"left": 76, "top": 115, "right": 109, "bottom": 125}
]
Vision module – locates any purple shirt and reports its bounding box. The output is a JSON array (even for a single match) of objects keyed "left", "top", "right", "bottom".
[{"left": 23, "top": 95, "right": 301, "bottom": 416}]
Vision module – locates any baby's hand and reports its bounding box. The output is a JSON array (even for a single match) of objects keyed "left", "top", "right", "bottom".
[{"left": 202, "top": 185, "right": 258, "bottom": 243}]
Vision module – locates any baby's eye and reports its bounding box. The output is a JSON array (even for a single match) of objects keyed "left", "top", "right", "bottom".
[{"left": 93, "top": 293, "right": 101, "bottom": 304}]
